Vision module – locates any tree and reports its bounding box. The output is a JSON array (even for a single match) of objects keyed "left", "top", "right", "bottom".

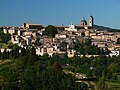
[
  {"left": 85, "top": 38, "right": 91, "bottom": 46},
  {"left": 20, "top": 48, "right": 26, "bottom": 57},
  {"left": 30, "top": 46, "right": 36, "bottom": 56},
  {"left": 116, "top": 38, "right": 120, "bottom": 44},
  {"left": 3, "top": 33, "right": 11, "bottom": 44},
  {"left": 60, "top": 42, "right": 67, "bottom": 51},
  {"left": 44, "top": 25, "right": 58, "bottom": 37},
  {"left": 34, "top": 37, "right": 41, "bottom": 46},
  {"left": 7, "top": 42, "right": 14, "bottom": 49},
  {"left": 0, "top": 49, "right": 1, "bottom": 59},
  {"left": 97, "top": 71, "right": 106, "bottom": 89},
  {"left": 107, "top": 63, "right": 118, "bottom": 79},
  {"left": 13, "top": 44, "right": 20, "bottom": 50},
  {"left": 0, "top": 33, "right": 11, "bottom": 44},
  {"left": 0, "top": 27, "right": 4, "bottom": 34},
  {"left": 0, "top": 27, "right": 11, "bottom": 44},
  {"left": 52, "top": 62, "right": 63, "bottom": 75},
  {"left": 2, "top": 49, "right": 7, "bottom": 59},
  {"left": 14, "top": 48, "right": 19, "bottom": 58},
  {"left": 53, "top": 62, "right": 63, "bottom": 72}
]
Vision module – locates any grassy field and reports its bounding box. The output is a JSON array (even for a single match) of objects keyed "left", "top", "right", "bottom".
[{"left": 105, "top": 79, "right": 120, "bottom": 90}]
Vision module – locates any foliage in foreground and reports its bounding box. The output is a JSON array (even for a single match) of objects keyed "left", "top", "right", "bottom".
[
  {"left": 0, "top": 53, "right": 88, "bottom": 90},
  {"left": 0, "top": 46, "right": 120, "bottom": 90}
]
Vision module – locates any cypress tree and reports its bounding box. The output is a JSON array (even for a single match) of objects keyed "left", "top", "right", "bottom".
[
  {"left": 3, "top": 49, "right": 7, "bottom": 59},
  {"left": 0, "top": 49, "right": 1, "bottom": 59},
  {"left": 31, "top": 46, "right": 36, "bottom": 56}
]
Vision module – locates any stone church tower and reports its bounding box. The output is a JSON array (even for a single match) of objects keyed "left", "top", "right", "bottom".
[{"left": 89, "top": 15, "right": 94, "bottom": 27}]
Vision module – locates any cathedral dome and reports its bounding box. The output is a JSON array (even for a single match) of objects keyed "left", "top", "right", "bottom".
[{"left": 80, "top": 17, "right": 87, "bottom": 26}]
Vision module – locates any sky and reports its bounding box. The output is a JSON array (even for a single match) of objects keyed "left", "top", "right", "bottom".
[{"left": 0, "top": 0, "right": 120, "bottom": 28}]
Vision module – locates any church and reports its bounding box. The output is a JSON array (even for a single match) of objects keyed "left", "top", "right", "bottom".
[
  {"left": 56, "top": 15, "right": 94, "bottom": 32},
  {"left": 75, "top": 15, "right": 94, "bottom": 30}
]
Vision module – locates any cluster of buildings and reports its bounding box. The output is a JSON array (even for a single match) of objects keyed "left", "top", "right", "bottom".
[{"left": 2, "top": 16, "right": 120, "bottom": 57}]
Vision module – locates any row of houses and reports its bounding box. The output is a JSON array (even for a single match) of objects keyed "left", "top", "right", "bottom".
[
  {"left": 2, "top": 22, "right": 92, "bottom": 57},
  {"left": 2, "top": 16, "right": 120, "bottom": 57}
]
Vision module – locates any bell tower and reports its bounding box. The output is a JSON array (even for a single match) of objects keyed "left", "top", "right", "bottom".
[{"left": 89, "top": 15, "right": 94, "bottom": 27}]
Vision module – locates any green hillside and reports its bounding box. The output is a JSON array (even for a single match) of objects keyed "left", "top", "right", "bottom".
[{"left": 93, "top": 25, "right": 120, "bottom": 32}]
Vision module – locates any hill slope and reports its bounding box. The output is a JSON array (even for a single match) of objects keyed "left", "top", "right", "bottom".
[{"left": 93, "top": 25, "right": 120, "bottom": 32}]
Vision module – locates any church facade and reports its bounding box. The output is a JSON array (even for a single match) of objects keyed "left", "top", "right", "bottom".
[
  {"left": 56, "top": 15, "right": 94, "bottom": 32},
  {"left": 75, "top": 15, "right": 94, "bottom": 30}
]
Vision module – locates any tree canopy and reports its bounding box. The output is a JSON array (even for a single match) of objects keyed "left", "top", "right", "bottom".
[
  {"left": 43, "top": 25, "right": 58, "bottom": 37},
  {"left": 0, "top": 27, "right": 11, "bottom": 44},
  {"left": 0, "top": 40, "right": 120, "bottom": 90},
  {"left": 116, "top": 38, "right": 120, "bottom": 44}
]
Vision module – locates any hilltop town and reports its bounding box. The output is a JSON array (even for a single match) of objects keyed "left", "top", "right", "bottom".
[
  {"left": 1, "top": 16, "right": 120, "bottom": 57},
  {"left": 1, "top": 16, "right": 120, "bottom": 90}
]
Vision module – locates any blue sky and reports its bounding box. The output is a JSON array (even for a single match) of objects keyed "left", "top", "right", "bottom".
[{"left": 0, "top": 0, "right": 120, "bottom": 28}]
